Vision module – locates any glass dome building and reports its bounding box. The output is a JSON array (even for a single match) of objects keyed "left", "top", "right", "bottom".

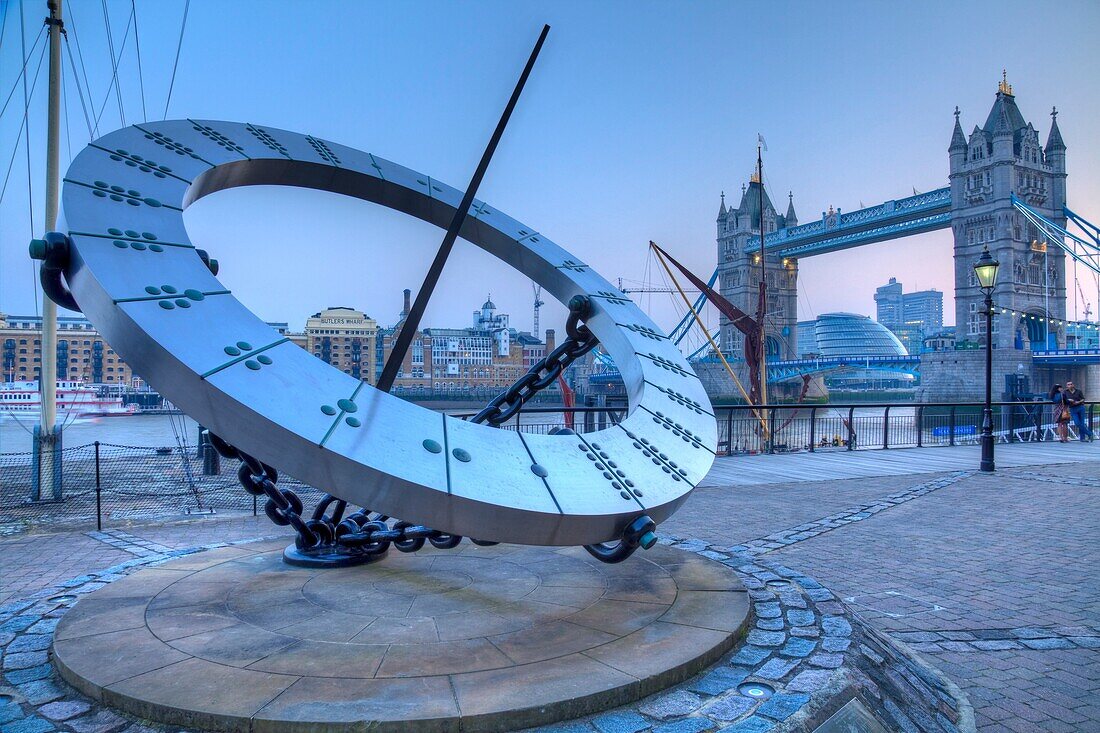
[
  {"left": 810, "top": 313, "right": 909, "bottom": 357},
  {"left": 798, "top": 313, "right": 913, "bottom": 390}
]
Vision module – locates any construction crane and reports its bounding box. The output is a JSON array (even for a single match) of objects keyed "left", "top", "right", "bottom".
[
  {"left": 532, "top": 282, "right": 545, "bottom": 340},
  {"left": 1076, "top": 277, "right": 1093, "bottom": 321}
]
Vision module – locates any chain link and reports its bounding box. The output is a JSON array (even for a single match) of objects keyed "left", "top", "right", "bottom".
[
  {"left": 224, "top": 444, "right": 480, "bottom": 558},
  {"left": 216, "top": 296, "right": 605, "bottom": 561},
  {"left": 472, "top": 295, "right": 598, "bottom": 426}
]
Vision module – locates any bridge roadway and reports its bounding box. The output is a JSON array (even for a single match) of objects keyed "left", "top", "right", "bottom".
[
  {"left": 692, "top": 350, "right": 1099, "bottom": 382},
  {"left": 699, "top": 439, "right": 1097, "bottom": 486}
]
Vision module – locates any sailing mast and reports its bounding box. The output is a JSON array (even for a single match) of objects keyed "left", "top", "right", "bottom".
[
  {"left": 756, "top": 144, "right": 769, "bottom": 444},
  {"left": 35, "top": 0, "right": 64, "bottom": 499}
]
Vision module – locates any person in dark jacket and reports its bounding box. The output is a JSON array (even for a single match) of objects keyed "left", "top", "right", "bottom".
[
  {"left": 1050, "top": 384, "right": 1070, "bottom": 442},
  {"left": 1063, "top": 381, "right": 1095, "bottom": 442}
]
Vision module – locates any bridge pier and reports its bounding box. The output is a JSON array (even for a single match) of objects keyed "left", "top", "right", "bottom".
[{"left": 917, "top": 347, "right": 1097, "bottom": 402}]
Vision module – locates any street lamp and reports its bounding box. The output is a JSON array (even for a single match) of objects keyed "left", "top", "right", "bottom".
[{"left": 973, "top": 246, "right": 1000, "bottom": 472}]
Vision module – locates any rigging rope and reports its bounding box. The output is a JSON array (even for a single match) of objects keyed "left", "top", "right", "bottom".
[
  {"left": 18, "top": 0, "right": 39, "bottom": 317},
  {"left": 61, "top": 55, "right": 73, "bottom": 166},
  {"left": 0, "top": 0, "right": 8, "bottom": 53},
  {"left": 131, "top": 0, "right": 146, "bottom": 122},
  {"left": 62, "top": 36, "right": 93, "bottom": 138},
  {"left": 66, "top": 3, "right": 98, "bottom": 137},
  {"left": 92, "top": 3, "right": 133, "bottom": 132},
  {"left": 0, "top": 40, "right": 48, "bottom": 209},
  {"left": 651, "top": 244, "right": 763, "bottom": 428},
  {"left": 162, "top": 0, "right": 190, "bottom": 120},
  {"left": 18, "top": 0, "right": 32, "bottom": 224},
  {"left": 99, "top": 0, "right": 126, "bottom": 126},
  {"left": 0, "top": 25, "right": 45, "bottom": 123}
]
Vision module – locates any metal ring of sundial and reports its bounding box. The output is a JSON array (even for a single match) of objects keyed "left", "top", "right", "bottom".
[{"left": 56, "top": 120, "right": 716, "bottom": 546}]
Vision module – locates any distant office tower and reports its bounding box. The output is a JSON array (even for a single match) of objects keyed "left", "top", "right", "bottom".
[
  {"left": 875, "top": 278, "right": 943, "bottom": 353},
  {"left": 902, "top": 289, "right": 944, "bottom": 334},
  {"left": 874, "top": 278, "right": 905, "bottom": 333}
]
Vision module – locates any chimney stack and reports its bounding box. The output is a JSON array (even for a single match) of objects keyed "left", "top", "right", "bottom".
[
  {"left": 402, "top": 288, "right": 411, "bottom": 317},
  {"left": 545, "top": 329, "right": 555, "bottom": 352}
]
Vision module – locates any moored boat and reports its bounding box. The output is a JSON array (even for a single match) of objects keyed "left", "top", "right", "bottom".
[{"left": 0, "top": 381, "right": 136, "bottom": 420}]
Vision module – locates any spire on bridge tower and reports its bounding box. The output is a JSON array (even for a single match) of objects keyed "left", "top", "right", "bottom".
[
  {"left": 990, "top": 98, "right": 1014, "bottom": 159},
  {"left": 949, "top": 106, "right": 967, "bottom": 151},
  {"left": 991, "top": 101, "right": 1013, "bottom": 138},
  {"left": 717, "top": 191, "right": 728, "bottom": 221},
  {"left": 785, "top": 191, "right": 798, "bottom": 228},
  {"left": 1046, "top": 107, "right": 1066, "bottom": 153},
  {"left": 998, "top": 70, "right": 1013, "bottom": 96}
]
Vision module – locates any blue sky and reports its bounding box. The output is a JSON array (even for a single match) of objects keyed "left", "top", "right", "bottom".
[{"left": 2, "top": 0, "right": 1098, "bottom": 346}]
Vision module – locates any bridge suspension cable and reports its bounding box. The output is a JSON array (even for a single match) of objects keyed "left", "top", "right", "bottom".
[
  {"left": 1012, "top": 195, "right": 1100, "bottom": 276},
  {"left": 668, "top": 268, "right": 717, "bottom": 344}
]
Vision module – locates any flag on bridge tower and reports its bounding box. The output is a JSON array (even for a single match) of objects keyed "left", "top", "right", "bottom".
[{"left": 757, "top": 134, "right": 768, "bottom": 152}]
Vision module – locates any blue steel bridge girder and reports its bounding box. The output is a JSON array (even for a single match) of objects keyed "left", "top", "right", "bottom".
[
  {"left": 692, "top": 355, "right": 921, "bottom": 383},
  {"left": 766, "top": 356, "right": 921, "bottom": 383},
  {"left": 745, "top": 187, "right": 952, "bottom": 257}
]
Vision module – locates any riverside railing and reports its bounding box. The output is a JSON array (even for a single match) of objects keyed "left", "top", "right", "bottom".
[
  {"left": 1, "top": 402, "right": 1093, "bottom": 534},
  {"left": 708, "top": 401, "right": 1098, "bottom": 455},
  {"left": 458, "top": 402, "right": 1098, "bottom": 455}
]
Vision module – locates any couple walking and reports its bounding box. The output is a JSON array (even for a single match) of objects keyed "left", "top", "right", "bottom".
[{"left": 1050, "top": 381, "right": 1095, "bottom": 442}]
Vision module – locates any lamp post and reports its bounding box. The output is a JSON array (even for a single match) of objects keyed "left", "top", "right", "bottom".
[{"left": 974, "top": 246, "right": 1000, "bottom": 472}]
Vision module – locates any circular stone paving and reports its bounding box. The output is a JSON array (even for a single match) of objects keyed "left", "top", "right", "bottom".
[{"left": 51, "top": 539, "right": 748, "bottom": 732}]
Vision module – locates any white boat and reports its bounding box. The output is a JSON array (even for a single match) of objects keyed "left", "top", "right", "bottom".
[{"left": 0, "top": 381, "right": 137, "bottom": 420}]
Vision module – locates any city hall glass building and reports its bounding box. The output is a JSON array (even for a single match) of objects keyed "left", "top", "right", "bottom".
[{"left": 797, "top": 313, "right": 914, "bottom": 390}]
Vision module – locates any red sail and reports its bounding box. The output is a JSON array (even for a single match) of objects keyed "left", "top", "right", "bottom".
[{"left": 650, "top": 242, "right": 762, "bottom": 403}]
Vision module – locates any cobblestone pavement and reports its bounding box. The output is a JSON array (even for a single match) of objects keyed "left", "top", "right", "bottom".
[
  {"left": 1, "top": 453, "right": 1098, "bottom": 732},
  {"left": 664, "top": 459, "right": 1100, "bottom": 732}
]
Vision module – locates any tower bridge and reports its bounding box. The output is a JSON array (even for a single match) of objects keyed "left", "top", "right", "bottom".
[{"left": 715, "top": 76, "right": 1086, "bottom": 367}]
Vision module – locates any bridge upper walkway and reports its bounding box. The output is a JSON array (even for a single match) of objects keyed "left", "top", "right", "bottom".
[{"left": 746, "top": 187, "right": 951, "bottom": 257}]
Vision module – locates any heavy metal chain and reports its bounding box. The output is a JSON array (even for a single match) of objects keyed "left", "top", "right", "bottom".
[
  {"left": 472, "top": 295, "right": 598, "bottom": 426},
  {"left": 215, "top": 433, "right": 484, "bottom": 558},
  {"left": 212, "top": 298, "right": 599, "bottom": 561}
]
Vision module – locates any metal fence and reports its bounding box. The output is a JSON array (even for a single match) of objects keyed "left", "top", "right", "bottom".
[
  {"left": 711, "top": 401, "right": 1098, "bottom": 455},
  {"left": 1, "top": 402, "right": 1093, "bottom": 535},
  {"left": 0, "top": 441, "right": 328, "bottom": 535}
]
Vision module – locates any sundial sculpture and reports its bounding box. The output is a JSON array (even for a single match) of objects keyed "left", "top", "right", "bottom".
[{"left": 31, "top": 28, "right": 716, "bottom": 567}]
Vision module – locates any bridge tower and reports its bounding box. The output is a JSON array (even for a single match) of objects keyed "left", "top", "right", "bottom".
[
  {"left": 716, "top": 177, "right": 800, "bottom": 361},
  {"left": 949, "top": 76, "right": 1067, "bottom": 350}
]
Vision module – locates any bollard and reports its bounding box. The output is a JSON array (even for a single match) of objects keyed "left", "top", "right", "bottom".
[
  {"left": 883, "top": 406, "right": 891, "bottom": 449},
  {"left": 808, "top": 407, "right": 817, "bottom": 453},
  {"left": 916, "top": 406, "right": 924, "bottom": 447},
  {"left": 94, "top": 441, "right": 102, "bottom": 531},
  {"left": 201, "top": 430, "right": 220, "bottom": 476}
]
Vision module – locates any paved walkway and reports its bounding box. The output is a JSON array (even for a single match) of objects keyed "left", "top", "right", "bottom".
[
  {"left": 2, "top": 443, "right": 1099, "bottom": 732},
  {"left": 671, "top": 450, "right": 1100, "bottom": 732},
  {"left": 701, "top": 440, "right": 1098, "bottom": 486}
]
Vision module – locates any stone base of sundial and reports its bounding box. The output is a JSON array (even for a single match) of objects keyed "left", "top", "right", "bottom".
[{"left": 52, "top": 539, "right": 747, "bottom": 732}]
